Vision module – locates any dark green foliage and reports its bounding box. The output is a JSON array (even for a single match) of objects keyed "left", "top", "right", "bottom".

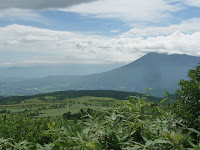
[
  {"left": 0, "top": 95, "right": 33, "bottom": 105},
  {"left": 0, "top": 109, "right": 10, "bottom": 114},
  {"left": 176, "top": 64, "right": 200, "bottom": 130},
  {"left": 62, "top": 111, "right": 81, "bottom": 120},
  {"left": 0, "top": 90, "right": 161, "bottom": 105},
  {"left": 0, "top": 114, "right": 61, "bottom": 145}
]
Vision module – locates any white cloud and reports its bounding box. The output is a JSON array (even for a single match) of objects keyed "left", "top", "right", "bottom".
[
  {"left": 120, "top": 18, "right": 200, "bottom": 37},
  {"left": 63, "top": 0, "right": 182, "bottom": 22},
  {"left": 110, "top": 30, "right": 120, "bottom": 33},
  {"left": 0, "top": 0, "right": 97, "bottom": 24},
  {"left": 0, "top": 24, "right": 200, "bottom": 67},
  {"left": 183, "top": 0, "right": 200, "bottom": 7}
]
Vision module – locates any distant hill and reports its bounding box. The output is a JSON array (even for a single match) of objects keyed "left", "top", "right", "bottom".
[
  {"left": 0, "top": 52, "right": 200, "bottom": 97},
  {"left": 0, "top": 63, "right": 123, "bottom": 79},
  {"left": 0, "top": 90, "right": 161, "bottom": 105}
]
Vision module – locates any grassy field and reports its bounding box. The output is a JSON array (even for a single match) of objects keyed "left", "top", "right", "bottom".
[{"left": 0, "top": 96, "right": 129, "bottom": 118}]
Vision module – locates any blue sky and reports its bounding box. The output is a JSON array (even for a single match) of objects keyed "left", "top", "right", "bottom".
[
  {"left": 0, "top": 0, "right": 200, "bottom": 68},
  {"left": 0, "top": 10, "right": 130, "bottom": 36},
  {"left": 1, "top": 0, "right": 199, "bottom": 36}
]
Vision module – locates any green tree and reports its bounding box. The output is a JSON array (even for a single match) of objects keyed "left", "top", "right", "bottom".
[{"left": 176, "top": 64, "right": 200, "bottom": 129}]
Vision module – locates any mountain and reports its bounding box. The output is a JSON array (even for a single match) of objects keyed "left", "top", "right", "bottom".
[{"left": 0, "top": 52, "right": 200, "bottom": 97}]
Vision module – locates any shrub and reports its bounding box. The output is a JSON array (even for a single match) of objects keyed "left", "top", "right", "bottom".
[{"left": 176, "top": 64, "right": 200, "bottom": 130}]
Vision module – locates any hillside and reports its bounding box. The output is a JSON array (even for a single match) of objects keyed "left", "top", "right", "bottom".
[
  {"left": 0, "top": 52, "right": 200, "bottom": 97},
  {"left": 0, "top": 90, "right": 161, "bottom": 105}
]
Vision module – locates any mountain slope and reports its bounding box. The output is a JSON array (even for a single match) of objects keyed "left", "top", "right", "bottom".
[{"left": 1, "top": 52, "right": 200, "bottom": 97}]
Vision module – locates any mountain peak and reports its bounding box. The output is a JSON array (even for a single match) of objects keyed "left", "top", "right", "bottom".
[
  {"left": 144, "top": 52, "right": 193, "bottom": 57},
  {"left": 125, "top": 52, "right": 199, "bottom": 68}
]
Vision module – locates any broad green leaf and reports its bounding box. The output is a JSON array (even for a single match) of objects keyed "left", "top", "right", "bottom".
[
  {"left": 120, "top": 134, "right": 129, "bottom": 142},
  {"left": 156, "top": 106, "right": 168, "bottom": 118},
  {"left": 82, "top": 127, "right": 90, "bottom": 136},
  {"left": 164, "top": 90, "right": 170, "bottom": 98},
  {"left": 188, "top": 141, "right": 197, "bottom": 148},
  {"left": 111, "top": 111, "right": 117, "bottom": 121},
  {"left": 52, "top": 122, "right": 55, "bottom": 127},
  {"left": 63, "top": 120, "right": 71, "bottom": 134},
  {"left": 153, "top": 139, "right": 172, "bottom": 145},
  {"left": 188, "top": 128, "right": 200, "bottom": 136},
  {"left": 160, "top": 98, "right": 167, "bottom": 104},
  {"left": 47, "top": 123, "right": 51, "bottom": 129}
]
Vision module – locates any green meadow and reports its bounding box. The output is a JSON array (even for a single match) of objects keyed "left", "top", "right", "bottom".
[{"left": 0, "top": 96, "right": 128, "bottom": 118}]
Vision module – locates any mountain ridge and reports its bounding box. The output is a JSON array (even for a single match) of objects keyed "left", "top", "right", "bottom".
[{"left": 0, "top": 52, "right": 199, "bottom": 97}]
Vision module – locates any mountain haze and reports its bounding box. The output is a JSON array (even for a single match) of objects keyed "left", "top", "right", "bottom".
[
  {"left": 0, "top": 63, "right": 123, "bottom": 79},
  {"left": 0, "top": 52, "right": 199, "bottom": 97}
]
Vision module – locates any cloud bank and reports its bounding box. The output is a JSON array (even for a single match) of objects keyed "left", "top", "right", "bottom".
[
  {"left": 0, "top": 24, "right": 200, "bottom": 67},
  {"left": 63, "top": 0, "right": 182, "bottom": 22},
  {"left": 120, "top": 18, "right": 200, "bottom": 37}
]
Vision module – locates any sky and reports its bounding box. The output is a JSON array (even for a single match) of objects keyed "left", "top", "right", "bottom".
[{"left": 0, "top": 0, "right": 200, "bottom": 68}]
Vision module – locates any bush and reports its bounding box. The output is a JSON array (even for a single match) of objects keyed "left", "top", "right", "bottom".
[{"left": 176, "top": 64, "right": 200, "bottom": 130}]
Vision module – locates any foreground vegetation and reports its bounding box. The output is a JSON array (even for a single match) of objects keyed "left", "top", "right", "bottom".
[
  {"left": 0, "top": 65, "right": 200, "bottom": 149},
  {"left": 0, "top": 94, "right": 199, "bottom": 149}
]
